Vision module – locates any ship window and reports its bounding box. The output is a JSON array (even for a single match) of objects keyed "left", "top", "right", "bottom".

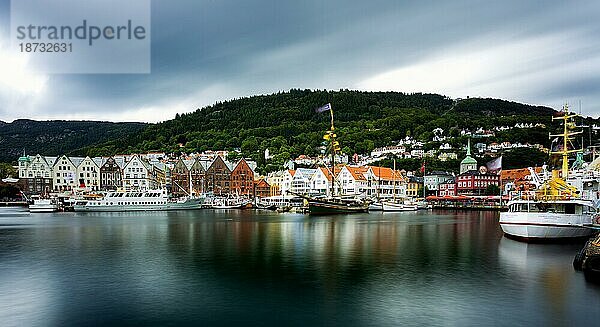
[{"left": 565, "top": 204, "right": 575, "bottom": 214}]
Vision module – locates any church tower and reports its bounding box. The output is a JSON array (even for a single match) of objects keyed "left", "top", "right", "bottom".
[{"left": 460, "top": 138, "right": 478, "bottom": 174}]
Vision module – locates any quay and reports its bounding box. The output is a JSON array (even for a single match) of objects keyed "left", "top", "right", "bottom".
[
  {"left": 426, "top": 195, "right": 506, "bottom": 211},
  {"left": 0, "top": 201, "right": 27, "bottom": 207}
]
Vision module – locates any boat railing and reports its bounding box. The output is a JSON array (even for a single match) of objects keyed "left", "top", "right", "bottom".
[{"left": 508, "top": 190, "right": 584, "bottom": 202}]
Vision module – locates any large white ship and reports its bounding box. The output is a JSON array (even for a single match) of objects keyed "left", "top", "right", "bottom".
[
  {"left": 499, "top": 105, "right": 597, "bottom": 241},
  {"left": 501, "top": 197, "right": 596, "bottom": 240},
  {"left": 73, "top": 189, "right": 204, "bottom": 212}
]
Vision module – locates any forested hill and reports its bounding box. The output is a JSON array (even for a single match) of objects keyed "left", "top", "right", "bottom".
[
  {"left": 3, "top": 90, "right": 570, "bottom": 167},
  {"left": 86, "top": 90, "right": 559, "bottom": 159},
  {"left": 0, "top": 119, "right": 147, "bottom": 162}
]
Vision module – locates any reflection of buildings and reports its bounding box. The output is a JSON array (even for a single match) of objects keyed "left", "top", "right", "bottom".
[{"left": 159, "top": 210, "right": 502, "bottom": 286}]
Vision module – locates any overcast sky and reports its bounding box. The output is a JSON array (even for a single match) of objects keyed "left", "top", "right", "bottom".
[{"left": 1, "top": 0, "right": 600, "bottom": 123}]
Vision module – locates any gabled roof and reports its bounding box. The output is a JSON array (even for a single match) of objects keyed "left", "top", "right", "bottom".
[
  {"left": 294, "top": 168, "right": 317, "bottom": 179},
  {"left": 113, "top": 156, "right": 126, "bottom": 169},
  {"left": 92, "top": 157, "right": 103, "bottom": 168},
  {"left": 344, "top": 166, "right": 368, "bottom": 181},
  {"left": 36, "top": 155, "right": 57, "bottom": 168},
  {"left": 225, "top": 161, "right": 235, "bottom": 171},
  {"left": 76, "top": 156, "right": 100, "bottom": 168},
  {"left": 246, "top": 160, "right": 258, "bottom": 172},
  {"left": 190, "top": 158, "right": 207, "bottom": 172},
  {"left": 141, "top": 157, "right": 154, "bottom": 171},
  {"left": 368, "top": 166, "right": 403, "bottom": 181},
  {"left": 207, "top": 155, "right": 232, "bottom": 173},
  {"left": 183, "top": 159, "right": 195, "bottom": 170},
  {"left": 233, "top": 158, "right": 255, "bottom": 173},
  {"left": 54, "top": 155, "right": 78, "bottom": 168},
  {"left": 288, "top": 169, "right": 296, "bottom": 177},
  {"left": 195, "top": 160, "right": 211, "bottom": 171},
  {"left": 254, "top": 179, "right": 270, "bottom": 187},
  {"left": 69, "top": 157, "right": 85, "bottom": 167},
  {"left": 317, "top": 167, "right": 334, "bottom": 182},
  {"left": 124, "top": 154, "right": 151, "bottom": 171}
]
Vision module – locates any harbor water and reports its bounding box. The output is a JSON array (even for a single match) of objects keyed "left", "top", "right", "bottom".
[{"left": 1, "top": 208, "right": 599, "bottom": 326}]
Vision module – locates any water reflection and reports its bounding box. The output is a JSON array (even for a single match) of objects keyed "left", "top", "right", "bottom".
[{"left": 1, "top": 209, "right": 599, "bottom": 326}]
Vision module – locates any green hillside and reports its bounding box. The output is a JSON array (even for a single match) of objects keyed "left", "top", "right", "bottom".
[
  {"left": 85, "top": 90, "right": 561, "bottom": 160},
  {"left": 0, "top": 120, "right": 147, "bottom": 162}
]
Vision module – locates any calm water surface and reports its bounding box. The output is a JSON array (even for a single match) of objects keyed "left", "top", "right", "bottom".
[{"left": 1, "top": 208, "right": 599, "bottom": 326}]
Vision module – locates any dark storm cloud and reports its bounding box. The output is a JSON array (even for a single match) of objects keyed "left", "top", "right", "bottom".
[{"left": 1, "top": 0, "right": 600, "bottom": 121}]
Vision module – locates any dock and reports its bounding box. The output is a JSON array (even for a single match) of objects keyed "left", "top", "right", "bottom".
[{"left": 0, "top": 201, "right": 28, "bottom": 207}]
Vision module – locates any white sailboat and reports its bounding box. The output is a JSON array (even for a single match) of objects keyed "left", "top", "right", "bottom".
[{"left": 381, "top": 159, "right": 417, "bottom": 212}]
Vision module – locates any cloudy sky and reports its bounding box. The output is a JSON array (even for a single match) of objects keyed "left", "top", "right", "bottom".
[{"left": 1, "top": 0, "right": 600, "bottom": 123}]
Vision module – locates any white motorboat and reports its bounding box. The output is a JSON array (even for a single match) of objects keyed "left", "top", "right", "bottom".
[
  {"left": 206, "top": 196, "right": 251, "bottom": 209},
  {"left": 369, "top": 201, "right": 383, "bottom": 211},
  {"left": 29, "top": 197, "right": 59, "bottom": 213},
  {"left": 73, "top": 189, "right": 204, "bottom": 212},
  {"left": 381, "top": 199, "right": 418, "bottom": 212},
  {"left": 500, "top": 198, "right": 596, "bottom": 240}
]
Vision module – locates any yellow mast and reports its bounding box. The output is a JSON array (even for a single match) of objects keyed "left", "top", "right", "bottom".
[
  {"left": 323, "top": 105, "right": 340, "bottom": 197},
  {"left": 550, "top": 103, "right": 583, "bottom": 179}
]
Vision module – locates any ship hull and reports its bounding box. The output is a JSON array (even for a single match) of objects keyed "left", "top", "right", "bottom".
[
  {"left": 29, "top": 200, "right": 58, "bottom": 213},
  {"left": 308, "top": 201, "right": 369, "bottom": 214},
  {"left": 29, "top": 206, "right": 58, "bottom": 213},
  {"left": 74, "top": 199, "right": 204, "bottom": 212},
  {"left": 368, "top": 202, "right": 383, "bottom": 211},
  {"left": 500, "top": 212, "right": 596, "bottom": 240},
  {"left": 381, "top": 201, "right": 418, "bottom": 212}
]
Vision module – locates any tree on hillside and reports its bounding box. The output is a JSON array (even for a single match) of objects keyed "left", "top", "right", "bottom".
[
  {"left": 503, "top": 148, "right": 548, "bottom": 169},
  {"left": 0, "top": 163, "right": 16, "bottom": 178}
]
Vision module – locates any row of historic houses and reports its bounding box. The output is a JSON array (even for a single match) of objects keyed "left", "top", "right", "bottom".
[
  {"left": 17, "top": 153, "right": 257, "bottom": 196},
  {"left": 273, "top": 165, "right": 411, "bottom": 198},
  {"left": 169, "top": 156, "right": 256, "bottom": 197},
  {"left": 18, "top": 154, "right": 166, "bottom": 194}
]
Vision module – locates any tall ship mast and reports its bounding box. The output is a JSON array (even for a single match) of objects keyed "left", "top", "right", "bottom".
[
  {"left": 550, "top": 103, "right": 583, "bottom": 179},
  {"left": 499, "top": 104, "right": 596, "bottom": 241},
  {"left": 298, "top": 103, "right": 369, "bottom": 214}
]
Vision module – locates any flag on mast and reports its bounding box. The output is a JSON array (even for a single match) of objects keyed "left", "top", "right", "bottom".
[
  {"left": 486, "top": 156, "right": 502, "bottom": 174},
  {"left": 315, "top": 103, "right": 331, "bottom": 113},
  {"left": 420, "top": 161, "right": 425, "bottom": 173}
]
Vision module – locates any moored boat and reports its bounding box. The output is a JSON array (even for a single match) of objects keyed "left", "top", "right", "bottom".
[
  {"left": 501, "top": 198, "right": 596, "bottom": 240},
  {"left": 368, "top": 201, "right": 383, "bottom": 211},
  {"left": 499, "top": 105, "right": 598, "bottom": 241},
  {"left": 307, "top": 197, "right": 369, "bottom": 214},
  {"left": 73, "top": 189, "right": 205, "bottom": 212},
  {"left": 29, "top": 197, "right": 59, "bottom": 213},
  {"left": 205, "top": 196, "right": 252, "bottom": 209},
  {"left": 381, "top": 199, "right": 418, "bottom": 212},
  {"left": 305, "top": 103, "right": 370, "bottom": 215}
]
